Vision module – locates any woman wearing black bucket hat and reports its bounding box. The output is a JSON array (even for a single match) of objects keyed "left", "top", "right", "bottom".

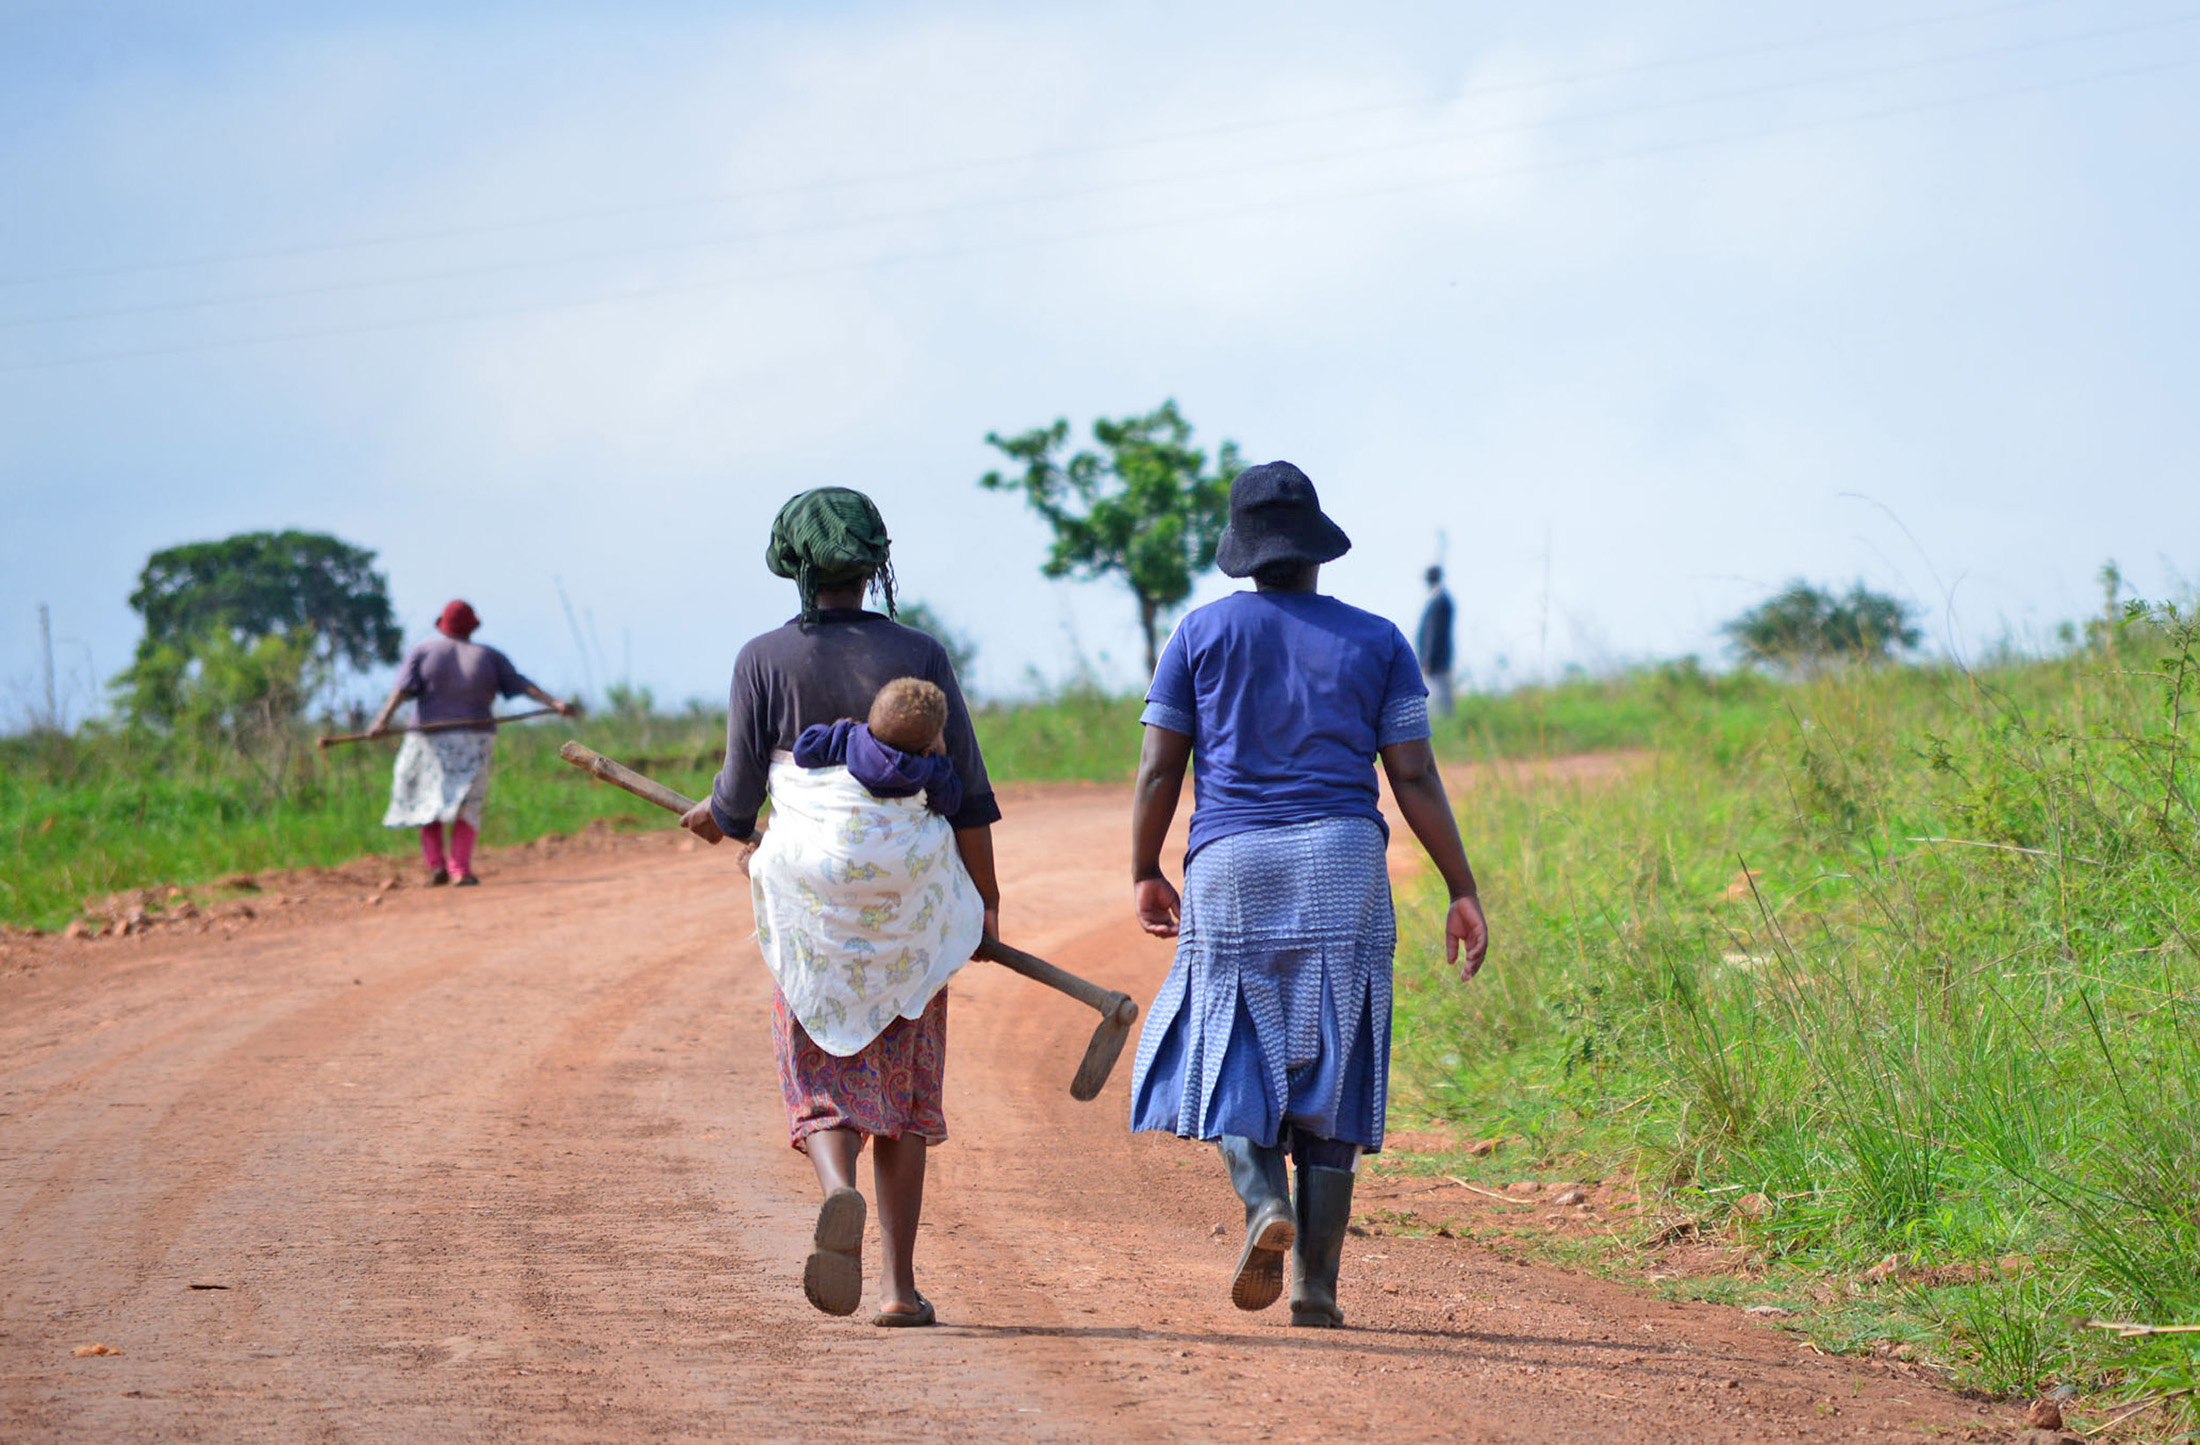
[{"left": 1127, "top": 461, "right": 1490, "bottom": 1327}]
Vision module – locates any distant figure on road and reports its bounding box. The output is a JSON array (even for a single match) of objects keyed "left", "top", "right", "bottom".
[
  {"left": 369, "top": 599, "right": 576, "bottom": 886},
  {"left": 1416, "top": 566, "right": 1455, "bottom": 717},
  {"left": 1127, "top": 463, "right": 1491, "bottom": 1329}
]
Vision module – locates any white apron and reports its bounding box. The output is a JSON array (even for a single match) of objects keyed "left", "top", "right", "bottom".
[
  {"left": 382, "top": 729, "right": 494, "bottom": 828},
  {"left": 749, "top": 756, "right": 985, "bottom": 1057}
]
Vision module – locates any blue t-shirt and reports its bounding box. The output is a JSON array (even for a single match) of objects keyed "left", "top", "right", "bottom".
[{"left": 1141, "top": 590, "right": 1431, "bottom": 861}]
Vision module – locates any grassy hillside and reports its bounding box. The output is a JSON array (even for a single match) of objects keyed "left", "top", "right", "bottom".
[{"left": 1389, "top": 622, "right": 2200, "bottom": 1421}]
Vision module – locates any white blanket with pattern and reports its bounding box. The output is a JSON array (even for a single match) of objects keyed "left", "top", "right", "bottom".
[{"left": 748, "top": 756, "right": 985, "bottom": 1057}]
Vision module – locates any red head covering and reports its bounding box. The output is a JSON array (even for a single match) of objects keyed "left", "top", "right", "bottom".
[{"left": 436, "top": 599, "right": 480, "bottom": 640}]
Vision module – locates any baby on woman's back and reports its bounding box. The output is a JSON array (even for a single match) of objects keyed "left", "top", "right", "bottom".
[{"left": 792, "top": 676, "right": 963, "bottom": 818}]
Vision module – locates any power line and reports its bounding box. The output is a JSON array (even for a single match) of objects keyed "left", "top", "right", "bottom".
[
  {"left": 4, "top": 48, "right": 2192, "bottom": 377},
  {"left": 6, "top": 6, "right": 2192, "bottom": 334},
  {"left": 0, "top": 0, "right": 2106, "bottom": 291}
]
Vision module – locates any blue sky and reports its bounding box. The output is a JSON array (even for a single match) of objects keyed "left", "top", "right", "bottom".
[{"left": 4, "top": 0, "right": 2196, "bottom": 723}]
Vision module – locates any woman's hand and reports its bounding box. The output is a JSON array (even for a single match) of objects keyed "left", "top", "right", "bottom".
[
  {"left": 1136, "top": 876, "right": 1182, "bottom": 937},
  {"left": 1446, "top": 894, "right": 1490, "bottom": 981},
  {"left": 680, "top": 800, "right": 724, "bottom": 844},
  {"left": 554, "top": 698, "right": 580, "bottom": 718}
]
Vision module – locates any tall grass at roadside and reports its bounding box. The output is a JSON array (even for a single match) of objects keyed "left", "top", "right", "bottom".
[
  {"left": 1, "top": 685, "right": 1155, "bottom": 930},
  {"left": 0, "top": 709, "right": 720, "bottom": 927},
  {"left": 1390, "top": 615, "right": 2200, "bottom": 1419},
  {"left": 1440, "top": 655, "right": 1783, "bottom": 761}
]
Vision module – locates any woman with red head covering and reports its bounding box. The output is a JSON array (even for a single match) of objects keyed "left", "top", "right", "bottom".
[{"left": 366, "top": 599, "right": 576, "bottom": 885}]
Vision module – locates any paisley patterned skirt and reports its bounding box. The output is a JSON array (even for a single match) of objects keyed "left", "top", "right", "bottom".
[{"left": 771, "top": 985, "right": 948, "bottom": 1151}]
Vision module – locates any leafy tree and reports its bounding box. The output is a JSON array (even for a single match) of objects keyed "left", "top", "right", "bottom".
[
  {"left": 896, "top": 600, "right": 978, "bottom": 686},
  {"left": 979, "top": 399, "right": 1242, "bottom": 676},
  {"left": 127, "top": 530, "right": 401, "bottom": 674},
  {"left": 117, "top": 530, "right": 401, "bottom": 726},
  {"left": 1724, "top": 581, "right": 1921, "bottom": 670},
  {"left": 121, "top": 629, "right": 316, "bottom": 739}
]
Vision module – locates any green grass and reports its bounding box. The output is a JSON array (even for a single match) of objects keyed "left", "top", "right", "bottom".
[
  {"left": 0, "top": 686, "right": 1156, "bottom": 929},
  {"left": 1388, "top": 620, "right": 2200, "bottom": 1428},
  {"left": 0, "top": 663, "right": 1762, "bottom": 928},
  {"left": 2, "top": 712, "right": 713, "bottom": 926}
]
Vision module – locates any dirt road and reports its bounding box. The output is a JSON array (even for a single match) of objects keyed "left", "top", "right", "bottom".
[{"left": 2, "top": 780, "right": 2014, "bottom": 1441}]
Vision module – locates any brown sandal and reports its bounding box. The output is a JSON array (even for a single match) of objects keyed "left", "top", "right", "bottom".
[
  {"left": 802, "top": 1186, "right": 865, "bottom": 1316},
  {"left": 872, "top": 1296, "right": 935, "bottom": 1328}
]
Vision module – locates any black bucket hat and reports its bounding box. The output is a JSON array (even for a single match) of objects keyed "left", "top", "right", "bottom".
[{"left": 1214, "top": 461, "right": 1352, "bottom": 578}]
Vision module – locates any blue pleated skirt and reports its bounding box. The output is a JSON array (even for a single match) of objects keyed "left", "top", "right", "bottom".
[{"left": 1128, "top": 816, "right": 1395, "bottom": 1153}]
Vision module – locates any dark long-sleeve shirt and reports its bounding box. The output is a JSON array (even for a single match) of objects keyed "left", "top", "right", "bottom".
[
  {"left": 793, "top": 719, "right": 963, "bottom": 818},
  {"left": 1415, "top": 589, "right": 1455, "bottom": 675},
  {"left": 708, "top": 608, "right": 999, "bottom": 841}
]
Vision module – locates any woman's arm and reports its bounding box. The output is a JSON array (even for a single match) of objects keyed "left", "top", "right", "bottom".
[
  {"left": 1379, "top": 737, "right": 1491, "bottom": 980},
  {"left": 1132, "top": 725, "right": 1193, "bottom": 937},
  {"left": 366, "top": 681, "right": 411, "bottom": 737},
  {"left": 690, "top": 651, "right": 771, "bottom": 845},
  {"left": 954, "top": 824, "right": 1001, "bottom": 951},
  {"left": 521, "top": 682, "right": 579, "bottom": 717}
]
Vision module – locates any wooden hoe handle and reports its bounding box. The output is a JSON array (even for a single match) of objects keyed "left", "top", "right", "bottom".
[
  {"left": 559, "top": 740, "right": 698, "bottom": 816},
  {"left": 558, "top": 738, "right": 1141, "bottom": 1099},
  {"left": 977, "top": 936, "right": 1137, "bottom": 1023},
  {"left": 319, "top": 707, "right": 562, "bottom": 750}
]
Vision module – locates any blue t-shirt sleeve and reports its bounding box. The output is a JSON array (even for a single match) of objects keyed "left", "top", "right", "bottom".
[
  {"left": 1139, "top": 620, "right": 1197, "bottom": 736},
  {"left": 1376, "top": 625, "right": 1431, "bottom": 747}
]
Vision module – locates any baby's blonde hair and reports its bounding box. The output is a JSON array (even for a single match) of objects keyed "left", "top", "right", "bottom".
[{"left": 869, "top": 677, "right": 947, "bottom": 754}]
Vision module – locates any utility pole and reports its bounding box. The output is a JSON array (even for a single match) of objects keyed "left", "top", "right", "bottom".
[{"left": 38, "top": 603, "right": 56, "bottom": 731}]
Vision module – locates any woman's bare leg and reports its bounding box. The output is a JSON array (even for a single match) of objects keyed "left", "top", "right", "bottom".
[
  {"left": 805, "top": 1127, "right": 862, "bottom": 1194},
  {"left": 800, "top": 1128, "right": 867, "bottom": 1315},
  {"left": 871, "top": 1133, "right": 927, "bottom": 1314}
]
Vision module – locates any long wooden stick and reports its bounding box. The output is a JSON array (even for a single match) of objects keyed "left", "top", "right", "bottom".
[
  {"left": 558, "top": 739, "right": 696, "bottom": 815},
  {"left": 318, "top": 707, "right": 561, "bottom": 750},
  {"left": 977, "top": 936, "right": 1131, "bottom": 1019}
]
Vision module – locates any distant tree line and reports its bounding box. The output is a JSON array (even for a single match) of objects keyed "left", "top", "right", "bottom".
[{"left": 94, "top": 483, "right": 1925, "bottom": 752}]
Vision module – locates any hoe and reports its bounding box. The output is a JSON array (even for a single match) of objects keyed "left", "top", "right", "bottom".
[{"left": 559, "top": 740, "right": 1139, "bottom": 1101}]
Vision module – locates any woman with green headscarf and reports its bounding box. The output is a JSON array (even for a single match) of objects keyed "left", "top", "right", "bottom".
[{"left": 681, "top": 486, "right": 1001, "bottom": 1328}]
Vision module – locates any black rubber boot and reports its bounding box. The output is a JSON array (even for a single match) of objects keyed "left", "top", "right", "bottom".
[
  {"left": 1216, "top": 1136, "right": 1294, "bottom": 1311},
  {"left": 1290, "top": 1165, "right": 1355, "bottom": 1327}
]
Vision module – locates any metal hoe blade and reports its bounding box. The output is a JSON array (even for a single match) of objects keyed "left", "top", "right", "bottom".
[{"left": 1069, "top": 995, "right": 1140, "bottom": 1102}]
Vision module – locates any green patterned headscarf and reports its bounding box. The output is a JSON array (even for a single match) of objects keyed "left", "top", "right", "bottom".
[{"left": 766, "top": 486, "right": 896, "bottom": 621}]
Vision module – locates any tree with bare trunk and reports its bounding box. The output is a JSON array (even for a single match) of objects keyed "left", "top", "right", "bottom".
[{"left": 979, "top": 400, "right": 1242, "bottom": 676}]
